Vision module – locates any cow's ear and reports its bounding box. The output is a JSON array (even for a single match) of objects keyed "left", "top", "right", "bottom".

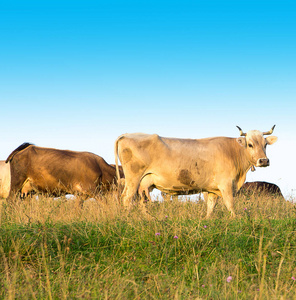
[
  {"left": 236, "top": 137, "right": 246, "bottom": 147},
  {"left": 266, "top": 136, "right": 278, "bottom": 145}
]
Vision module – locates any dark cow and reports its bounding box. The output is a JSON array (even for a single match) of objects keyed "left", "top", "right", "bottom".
[
  {"left": 238, "top": 181, "right": 284, "bottom": 198},
  {"left": 115, "top": 125, "right": 278, "bottom": 217},
  {"left": 6, "top": 143, "right": 119, "bottom": 199}
]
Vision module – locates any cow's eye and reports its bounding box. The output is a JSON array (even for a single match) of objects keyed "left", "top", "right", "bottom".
[{"left": 248, "top": 143, "right": 253, "bottom": 148}]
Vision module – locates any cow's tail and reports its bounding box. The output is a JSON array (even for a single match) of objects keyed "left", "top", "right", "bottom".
[
  {"left": 114, "top": 135, "right": 125, "bottom": 182},
  {"left": 6, "top": 142, "right": 33, "bottom": 163}
]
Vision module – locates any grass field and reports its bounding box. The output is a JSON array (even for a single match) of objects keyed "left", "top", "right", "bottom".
[{"left": 0, "top": 190, "right": 295, "bottom": 299}]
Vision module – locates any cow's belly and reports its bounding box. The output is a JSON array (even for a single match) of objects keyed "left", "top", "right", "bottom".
[{"left": 147, "top": 172, "right": 216, "bottom": 195}]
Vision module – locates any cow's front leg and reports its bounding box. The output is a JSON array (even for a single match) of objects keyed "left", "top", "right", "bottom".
[
  {"left": 220, "top": 185, "right": 236, "bottom": 217},
  {"left": 205, "top": 192, "right": 218, "bottom": 218}
]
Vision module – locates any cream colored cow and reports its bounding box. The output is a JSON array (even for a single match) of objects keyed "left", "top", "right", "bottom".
[{"left": 115, "top": 126, "right": 277, "bottom": 217}]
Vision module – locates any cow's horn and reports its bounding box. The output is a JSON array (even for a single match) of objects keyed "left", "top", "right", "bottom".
[
  {"left": 263, "top": 125, "right": 276, "bottom": 136},
  {"left": 236, "top": 126, "right": 246, "bottom": 136}
]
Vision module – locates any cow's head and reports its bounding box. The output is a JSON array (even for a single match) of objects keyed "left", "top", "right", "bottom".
[{"left": 236, "top": 125, "right": 277, "bottom": 168}]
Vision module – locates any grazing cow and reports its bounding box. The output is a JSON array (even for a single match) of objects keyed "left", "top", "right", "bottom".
[
  {"left": 0, "top": 161, "right": 10, "bottom": 198},
  {"left": 115, "top": 126, "right": 277, "bottom": 217},
  {"left": 6, "top": 143, "right": 119, "bottom": 199},
  {"left": 238, "top": 181, "right": 284, "bottom": 198}
]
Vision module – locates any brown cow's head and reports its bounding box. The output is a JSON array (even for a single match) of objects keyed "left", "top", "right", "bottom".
[{"left": 236, "top": 125, "right": 277, "bottom": 168}]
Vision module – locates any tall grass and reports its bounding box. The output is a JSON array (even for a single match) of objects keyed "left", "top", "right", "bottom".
[{"left": 0, "top": 189, "right": 295, "bottom": 299}]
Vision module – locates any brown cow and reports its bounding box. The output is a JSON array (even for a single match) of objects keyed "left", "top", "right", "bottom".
[
  {"left": 6, "top": 143, "right": 119, "bottom": 199},
  {"left": 115, "top": 125, "right": 278, "bottom": 217},
  {"left": 238, "top": 181, "right": 284, "bottom": 198}
]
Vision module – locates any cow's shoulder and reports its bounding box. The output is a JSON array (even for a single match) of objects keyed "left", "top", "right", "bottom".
[{"left": 6, "top": 143, "right": 34, "bottom": 163}]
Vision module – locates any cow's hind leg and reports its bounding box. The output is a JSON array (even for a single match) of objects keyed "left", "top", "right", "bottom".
[
  {"left": 121, "top": 181, "right": 140, "bottom": 208},
  {"left": 205, "top": 192, "right": 218, "bottom": 218}
]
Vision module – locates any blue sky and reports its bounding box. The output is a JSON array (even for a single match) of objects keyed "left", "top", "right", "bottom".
[{"left": 1, "top": 1, "right": 295, "bottom": 197}]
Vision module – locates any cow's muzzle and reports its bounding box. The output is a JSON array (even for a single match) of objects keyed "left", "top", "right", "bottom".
[{"left": 257, "top": 158, "right": 270, "bottom": 167}]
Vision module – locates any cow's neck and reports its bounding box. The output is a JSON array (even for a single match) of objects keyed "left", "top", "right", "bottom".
[{"left": 234, "top": 142, "right": 253, "bottom": 187}]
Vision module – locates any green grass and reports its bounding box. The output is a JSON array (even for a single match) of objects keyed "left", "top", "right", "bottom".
[{"left": 0, "top": 192, "right": 295, "bottom": 299}]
